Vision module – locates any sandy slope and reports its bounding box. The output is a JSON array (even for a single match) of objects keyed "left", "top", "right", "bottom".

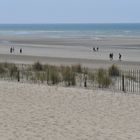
[{"left": 0, "top": 81, "right": 140, "bottom": 140}]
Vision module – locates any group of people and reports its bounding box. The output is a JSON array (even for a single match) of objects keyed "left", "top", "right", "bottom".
[
  {"left": 109, "top": 53, "right": 122, "bottom": 61},
  {"left": 10, "top": 47, "right": 22, "bottom": 54},
  {"left": 93, "top": 47, "right": 99, "bottom": 52},
  {"left": 92, "top": 46, "right": 122, "bottom": 61}
]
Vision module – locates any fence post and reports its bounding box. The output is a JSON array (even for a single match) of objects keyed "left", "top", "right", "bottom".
[
  {"left": 84, "top": 74, "right": 87, "bottom": 87},
  {"left": 17, "top": 70, "right": 20, "bottom": 82},
  {"left": 122, "top": 74, "right": 125, "bottom": 92}
]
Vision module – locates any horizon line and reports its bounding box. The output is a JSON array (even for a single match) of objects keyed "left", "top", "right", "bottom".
[{"left": 0, "top": 22, "right": 140, "bottom": 25}]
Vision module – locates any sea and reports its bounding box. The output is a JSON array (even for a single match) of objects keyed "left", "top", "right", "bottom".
[{"left": 0, "top": 23, "right": 140, "bottom": 38}]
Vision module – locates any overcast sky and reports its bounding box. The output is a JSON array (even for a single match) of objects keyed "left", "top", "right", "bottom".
[{"left": 0, "top": 0, "right": 140, "bottom": 23}]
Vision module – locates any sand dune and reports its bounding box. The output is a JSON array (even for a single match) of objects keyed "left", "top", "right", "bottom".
[{"left": 0, "top": 81, "right": 140, "bottom": 140}]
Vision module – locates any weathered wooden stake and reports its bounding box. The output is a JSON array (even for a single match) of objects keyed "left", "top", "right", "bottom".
[
  {"left": 122, "top": 74, "right": 125, "bottom": 92},
  {"left": 17, "top": 70, "right": 20, "bottom": 82}
]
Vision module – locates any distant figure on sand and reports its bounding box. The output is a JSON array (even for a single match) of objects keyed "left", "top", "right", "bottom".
[
  {"left": 109, "top": 53, "right": 113, "bottom": 61},
  {"left": 10, "top": 47, "right": 12, "bottom": 53},
  {"left": 119, "top": 53, "right": 122, "bottom": 61},
  {"left": 93, "top": 47, "right": 99, "bottom": 52},
  {"left": 20, "top": 48, "right": 22, "bottom": 54},
  {"left": 93, "top": 47, "right": 96, "bottom": 51}
]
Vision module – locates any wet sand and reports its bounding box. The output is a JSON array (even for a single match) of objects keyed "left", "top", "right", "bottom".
[
  {"left": 0, "top": 53, "right": 140, "bottom": 70},
  {"left": 0, "top": 36, "right": 140, "bottom": 69}
]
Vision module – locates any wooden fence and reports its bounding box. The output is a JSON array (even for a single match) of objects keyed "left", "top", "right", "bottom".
[
  {"left": 0, "top": 63, "right": 140, "bottom": 94},
  {"left": 118, "top": 70, "right": 140, "bottom": 93}
]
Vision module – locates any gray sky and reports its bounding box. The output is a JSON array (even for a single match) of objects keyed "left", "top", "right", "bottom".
[{"left": 0, "top": 0, "right": 140, "bottom": 23}]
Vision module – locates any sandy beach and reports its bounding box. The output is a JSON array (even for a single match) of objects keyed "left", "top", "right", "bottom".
[
  {"left": 1, "top": 1, "right": 140, "bottom": 139},
  {"left": 0, "top": 80, "right": 140, "bottom": 140},
  {"left": 0, "top": 36, "right": 140, "bottom": 70},
  {"left": 0, "top": 25, "right": 140, "bottom": 140}
]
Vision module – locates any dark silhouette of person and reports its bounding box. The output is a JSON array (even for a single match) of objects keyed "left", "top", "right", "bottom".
[
  {"left": 119, "top": 53, "right": 122, "bottom": 61},
  {"left": 109, "top": 53, "right": 113, "bottom": 61},
  {"left": 10, "top": 47, "right": 12, "bottom": 53},
  {"left": 20, "top": 48, "right": 22, "bottom": 53},
  {"left": 93, "top": 47, "right": 96, "bottom": 51}
]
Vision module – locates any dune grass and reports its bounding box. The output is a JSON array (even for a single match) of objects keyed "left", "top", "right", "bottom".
[{"left": 0, "top": 62, "right": 123, "bottom": 88}]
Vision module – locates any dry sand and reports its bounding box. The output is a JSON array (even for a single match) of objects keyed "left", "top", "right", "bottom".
[{"left": 0, "top": 81, "right": 140, "bottom": 140}]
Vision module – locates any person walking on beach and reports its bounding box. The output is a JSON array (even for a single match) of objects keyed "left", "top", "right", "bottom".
[
  {"left": 10, "top": 47, "right": 12, "bottom": 53},
  {"left": 20, "top": 48, "right": 22, "bottom": 54},
  {"left": 119, "top": 53, "right": 122, "bottom": 61},
  {"left": 93, "top": 47, "right": 96, "bottom": 51},
  {"left": 109, "top": 53, "right": 113, "bottom": 61}
]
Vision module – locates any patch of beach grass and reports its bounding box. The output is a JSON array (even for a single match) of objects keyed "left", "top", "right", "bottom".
[{"left": 96, "top": 68, "right": 112, "bottom": 88}]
